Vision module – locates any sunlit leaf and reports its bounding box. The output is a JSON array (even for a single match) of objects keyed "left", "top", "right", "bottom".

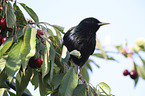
[
  {"left": 0, "top": 57, "right": 6, "bottom": 73},
  {"left": 21, "top": 26, "right": 37, "bottom": 71},
  {"left": 42, "top": 40, "right": 50, "bottom": 78},
  {"left": 6, "top": 40, "right": 23, "bottom": 78},
  {"left": 61, "top": 45, "right": 70, "bottom": 62},
  {"left": 98, "top": 82, "right": 111, "bottom": 95},
  {"left": 0, "top": 37, "right": 13, "bottom": 58},
  {"left": 70, "top": 50, "right": 81, "bottom": 59},
  {"left": 59, "top": 67, "right": 78, "bottom": 96}
]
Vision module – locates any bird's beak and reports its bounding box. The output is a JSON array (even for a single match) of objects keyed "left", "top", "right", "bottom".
[{"left": 98, "top": 22, "right": 110, "bottom": 26}]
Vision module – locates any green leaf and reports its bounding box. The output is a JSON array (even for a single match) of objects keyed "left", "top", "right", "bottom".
[
  {"left": 139, "top": 55, "right": 145, "bottom": 66},
  {"left": 42, "top": 41, "right": 50, "bottom": 78},
  {"left": 38, "top": 74, "right": 49, "bottom": 96},
  {"left": 137, "top": 65, "right": 145, "bottom": 80},
  {"left": 6, "top": 2, "right": 16, "bottom": 27},
  {"left": 61, "top": 45, "right": 70, "bottom": 62},
  {"left": 87, "top": 59, "right": 100, "bottom": 68},
  {"left": 88, "top": 85, "right": 95, "bottom": 96},
  {"left": 51, "top": 25, "right": 65, "bottom": 34},
  {"left": 51, "top": 25, "right": 64, "bottom": 42},
  {"left": 51, "top": 73, "right": 65, "bottom": 90},
  {"left": 59, "top": 67, "right": 78, "bottom": 96},
  {"left": 0, "top": 37, "right": 13, "bottom": 58},
  {"left": 45, "top": 39, "right": 56, "bottom": 61},
  {"left": 13, "top": 2, "right": 27, "bottom": 26},
  {"left": 98, "top": 82, "right": 111, "bottom": 95},
  {"left": 41, "top": 39, "right": 55, "bottom": 78},
  {"left": 114, "top": 45, "right": 123, "bottom": 52},
  {"left": 72, "top": 84, "right": 87, "bottom": 96},
  {"left": 8, "top": 91, "right": 16, "bottom": 96},
  {"left": 96, "top": 38, "right": 107, "bottom": 59},
  {"left": 19, "top": 3, "right": 39, "bottom": 22},
  {"left": 0, "top": 70, "right": 8, "bottom": 87},
  {"left": 21, "top": 26, "right": 37, "bottom": 71},
  {"left": 16, "top": 67, "right": 32, "bottom": 96},
  {"left": 70, "top": 50, "right": 81, "bottom": 59},
  {"left": 0, "top": 57, "right": 6, "bottom": 73},
  {"left": 5, "top": 40, "right": 23, "bottom": 78},
  {"left": 31, "top": 70, "right": 38, "bottom": 90},
  {"left": 93, "top": 53, "right": 104, "bottom": 59},
  {"left": 82, "top": 67, "right": 89, "bottom": 82},
  {"left": 0, "top": 88, "right": 5, "bottom": 96}
]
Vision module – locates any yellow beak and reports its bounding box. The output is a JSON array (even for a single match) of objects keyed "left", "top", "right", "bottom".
[{"left": 98, "top": 22, "right": 110, "bottom": 26}]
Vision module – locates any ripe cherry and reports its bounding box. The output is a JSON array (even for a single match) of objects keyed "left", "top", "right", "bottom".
[
  {"left": 37, "top": 30, "right": 43, "bottom": 36},
  {"left": 0, "top": 18, "right": 6, "bottom": 28},
  {"left": 2, "top": 37, "right": 7, "bottom": 43},
  {"left": 130, "top": 70, "right": 138, "bottom": 80},
  {"left": 28, "top": 57, "right": 43, "bottom": 68},
  {"left": 36, "top": 58, "right": 43, "bottom": 68},
  {"left": 123, "top": 69, "right": 130, "bottom": 76}
]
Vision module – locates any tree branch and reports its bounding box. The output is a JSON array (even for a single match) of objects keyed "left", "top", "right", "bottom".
[{"left": 5, "top": 80, "right": 31, "bottom": 96}]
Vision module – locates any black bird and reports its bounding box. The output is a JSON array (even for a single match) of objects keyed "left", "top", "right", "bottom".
[{"left": 63, "top": 17, "right": 109, "bottom": 68}]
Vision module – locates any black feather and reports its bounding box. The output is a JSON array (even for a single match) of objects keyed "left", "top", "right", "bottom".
[{"left": 63, "top": 17, "right": 106, "bottom": 67}]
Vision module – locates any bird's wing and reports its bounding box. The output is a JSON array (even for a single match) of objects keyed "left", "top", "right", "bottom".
[{"left": 63, "top": 26, "right": 76, "bottom": 52}]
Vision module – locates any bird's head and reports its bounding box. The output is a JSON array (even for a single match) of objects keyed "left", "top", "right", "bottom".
[{"left": 78, "top": 17, "right": 110, "bottom": 33}]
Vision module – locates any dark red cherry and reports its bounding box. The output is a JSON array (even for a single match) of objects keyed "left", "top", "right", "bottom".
[
  {"left": 123, "top": 69, "right": 130, "bottom": 76},
  {"left": 0, "top": 18, "right": 6, "bottom": 28},
  {"left": 2, "top": 37, "right": 7, "bottom": 43},
  {"left": 130, "top": 70, "right": 138, "bottom": 80}
]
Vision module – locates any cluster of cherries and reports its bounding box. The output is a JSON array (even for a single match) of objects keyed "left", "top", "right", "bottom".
[
  {"left": 0, "top": 17, "right": 44, "bottom": 68},
  {"left": 123, "top": 69, "right": 138, "bottom": 80},
  {"left": 28, "top": 30, "right": 44, "bottom": 68},
  {"left": 0, "top": 18, "right": 10, "bottom": 44},
  {"left": 28, "top": 57, "right": 43, "bottom": 68}
]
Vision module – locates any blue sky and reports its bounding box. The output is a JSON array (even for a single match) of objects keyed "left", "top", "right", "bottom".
[{"left": 18, "top": 0, "right": 145, "bottom": 96}]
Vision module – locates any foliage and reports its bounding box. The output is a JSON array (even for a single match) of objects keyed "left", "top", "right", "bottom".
[{"left": 0, "top": 0, "right": 145, "bottom": 96}]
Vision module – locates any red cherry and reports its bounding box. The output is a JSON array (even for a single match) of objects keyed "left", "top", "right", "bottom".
[
  {"left": 36, "top": 58, "right": 43, "bottom": 68},
  {"left": 28, "top": 57, "right": 37, "bottom": 68},
  {"left": 0, "top": 18, "right": 6, "bottom": 28},
  {"left": 37, "top": 30, "right": 43, "bottom": 36},
  {"left": 28, "top": 57, "right": 43, "bottom": 68},
  {"left": 130, "top": 70, "right": 138, "bottom": 80},
  {"left": 123, "top": 69, "right": 130, "bottom": 76},
  {"left": 2, "top": 37, "right": 7, "bottom": 43}
]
